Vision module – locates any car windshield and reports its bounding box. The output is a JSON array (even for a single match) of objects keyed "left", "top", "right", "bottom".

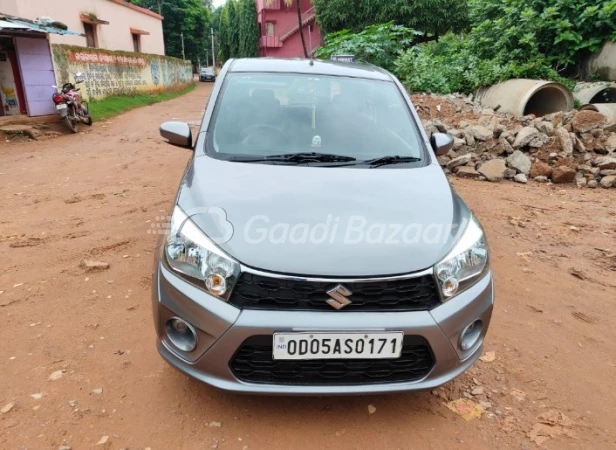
[
  {"left": 202, "top": 68, "right": 213, "bottom": 74},
  {"left": 206, "top": 72, "right": 425, "bottom": 164}
]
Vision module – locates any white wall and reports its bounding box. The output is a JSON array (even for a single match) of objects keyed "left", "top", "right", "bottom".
[
  {"left": 9, "top": 0, "right": 165, "bottom": 55},
  {"left": 52, "top": 44, "right": 193, "bottom": 101},
  {"left": 0, "top": 0, "right": 20, "bottom": 16}
]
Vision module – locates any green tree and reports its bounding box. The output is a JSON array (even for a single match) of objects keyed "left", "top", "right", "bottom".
[
  {"left": 239, "top": 0, "right": 260, "bottom": 57},
  {"left": 216, "top": 0, "right": 261, "bottom": 61},
  {"left": 217, "top": 4, "right": 231, "bottom": 62},
  {"left": 227, "top": 0, "right": 241, "bottom": 58},
  {"left": 211, "top": 6, "right": 222, "bottom": 64},
  {"left": 312, "top": 0, "right": 468, "bottom": 39},
  {"left": 127, "top": 0, "right": 211, "bottom": 64}
]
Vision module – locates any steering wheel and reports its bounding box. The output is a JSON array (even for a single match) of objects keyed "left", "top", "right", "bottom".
[{"left": 239, "top": 124, "right": 287, "bottom": 144}]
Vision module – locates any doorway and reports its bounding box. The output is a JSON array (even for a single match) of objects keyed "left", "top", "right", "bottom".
[
  {"left": 0, "top": 37, "right": 27, "bottom": 116},
  {"left": 14, "top": 37, "right": 57, "bottom": 116}
]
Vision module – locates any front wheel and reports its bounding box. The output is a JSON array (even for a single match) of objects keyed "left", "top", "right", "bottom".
[
  {"left": 80, "top": 102, "right": 92, "bottom": 126},
  {"left": 63, "top": 116, "right": 79, "bottom": 133}
]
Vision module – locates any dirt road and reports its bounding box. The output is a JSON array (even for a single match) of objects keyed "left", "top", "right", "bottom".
[{"left": 0, "top": 83, "right": 615, "bottom": 449}]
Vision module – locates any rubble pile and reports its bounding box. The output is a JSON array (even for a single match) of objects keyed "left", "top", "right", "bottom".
[{"left": 413, "top": 93, "right": 616, "bottom": 188}]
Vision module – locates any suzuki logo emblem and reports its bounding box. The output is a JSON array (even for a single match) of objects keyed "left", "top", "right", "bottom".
[{"left": 326, "top": 285, "right": 353, "bottom": 310}]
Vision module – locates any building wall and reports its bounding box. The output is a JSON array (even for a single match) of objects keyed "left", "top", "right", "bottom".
[
  {"left": 6, "top": 0, "right": 165, "bottom": 55},
  {"left": 0, "top": 0, "right": 20, "bottom": 16},
  {"left": 257, "top": 0, "right": 321, "bottom": 58},
  {"left": 264, "top": 23, "right": 321, "bottom": 58},
  {"left": 51, "top": 44, "right": 192, "bottom": 101}
]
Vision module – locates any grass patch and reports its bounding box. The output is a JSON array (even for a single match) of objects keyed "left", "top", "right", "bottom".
[{"left": 89, "top": 83, "right": 196, "bottom": 122}]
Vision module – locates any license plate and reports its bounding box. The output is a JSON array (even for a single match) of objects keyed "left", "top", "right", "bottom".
[
  {"left": 272, "top": 332, "right": 403, "bottom": 360},
  {"left": 56, "top": 104, "right": 67, "bottom": 110}
]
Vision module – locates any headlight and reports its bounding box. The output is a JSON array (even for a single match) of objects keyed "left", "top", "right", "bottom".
[
  {"left": 434, "top": 216, "right": 488, "bottom": 300},
  {"left": 166, "top": 206, "right": 240, "bottom": 299}
]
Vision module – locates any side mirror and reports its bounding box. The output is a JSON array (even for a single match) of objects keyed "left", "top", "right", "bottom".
[
  {"left": 160, "top": 121, "right": 193, "bottom": 149},
  {"left": 430, "top": 132, "right": 454, "bottom": 156}
]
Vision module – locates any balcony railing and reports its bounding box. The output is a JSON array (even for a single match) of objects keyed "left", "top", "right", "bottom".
[
  {"left": 308, "top": 38, "right": 322, "bottom": 56},
  {"left": 260, "top": 0, "right": 281, "bottom": 10},
  {"left": 260, "top": 35, "right": 282, "bottom": 48},
  {"left": 279, "top": 6, "right": 315, "bottom": 42}
]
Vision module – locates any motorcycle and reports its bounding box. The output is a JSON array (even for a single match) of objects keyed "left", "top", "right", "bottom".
[{"left": 52, "top": 72, "right": 92, "bottom": 133}]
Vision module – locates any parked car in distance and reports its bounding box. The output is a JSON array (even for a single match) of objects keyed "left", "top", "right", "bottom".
[
  {"left": 153, "top": 58, "right": 494, "bottom": 395},
  {"left": 200, "top": 67, "right": 215, "bottom": 82}
]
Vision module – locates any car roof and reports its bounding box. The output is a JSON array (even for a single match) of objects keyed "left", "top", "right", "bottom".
[{"left": 229, "top": 58, "right": 392, "bottom": 81}]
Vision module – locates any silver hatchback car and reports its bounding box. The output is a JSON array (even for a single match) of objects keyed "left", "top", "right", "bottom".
[{"left": 152, "top": 58, "right": 494, "bottom": 394}]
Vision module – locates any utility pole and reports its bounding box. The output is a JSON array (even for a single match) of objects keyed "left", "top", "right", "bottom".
[
  {"left": 180, "top": 32, "right": 185, "bottom": 60},
  {"left": 211, "top": 27, "right": 216, "bottom": 69},
  {"left": 205, "top": 49, "right": 209, "bottom": 67}
]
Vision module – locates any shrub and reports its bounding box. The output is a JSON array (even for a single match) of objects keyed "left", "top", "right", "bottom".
[
  {"left": 468, "top": 0, "right": 616, "bottom": 68},
  {"left": 315, "top": 22, "right": 422, "bottom": 73},
  {"left": 395, "top": 34, "right": 572, "bottom": 94},
  {"left": 316, "top": 0, "right": 616, "bottom": 95},
  {"left": 313, "top": 0, "right": 469, "bottom": 36}
]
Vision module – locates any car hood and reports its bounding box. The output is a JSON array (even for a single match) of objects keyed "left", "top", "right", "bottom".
[{"left": 177, "top": 156, "right": 470, "bottom": 277}]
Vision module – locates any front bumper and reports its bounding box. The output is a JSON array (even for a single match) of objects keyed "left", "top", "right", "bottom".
[{"left": 152, "top": 262, "right": 494, "bottom": 395}]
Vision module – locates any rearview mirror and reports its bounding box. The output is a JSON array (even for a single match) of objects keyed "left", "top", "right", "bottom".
[
  {"left": 430, "top": 133, "right": 454, "bottom": 157},
  {"left": 160, "top": 122, "right": 193, "bottom": 149}
]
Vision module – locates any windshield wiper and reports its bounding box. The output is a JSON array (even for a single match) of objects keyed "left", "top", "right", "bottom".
[
  {"left": 364, "top": 156, "right": 422, "bottom": 168},
  {"left": 231, "top": 152, "right": 357, "bottom": 164},
  {"left": 267, "top": 152, "right": 357, "bottom": 162}
]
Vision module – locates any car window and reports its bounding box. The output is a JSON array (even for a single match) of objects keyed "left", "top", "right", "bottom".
[{"left": 207, "top": 73, "right": 424, "bottom": 163}]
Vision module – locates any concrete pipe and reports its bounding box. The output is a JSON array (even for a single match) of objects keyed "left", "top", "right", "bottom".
[
  {"left": 475, "top": 79, "right": 574, "bottom": 118},
  {"left": 583, "top": 41, "right": 616, "bottom": 81},
  {"left": 579, "top": 103, "right": 616, "bottom": 120},
  {"left": 573, "top": 82, "right": 616, "bottom": 104}
]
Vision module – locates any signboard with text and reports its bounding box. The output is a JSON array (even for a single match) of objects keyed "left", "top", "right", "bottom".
[{"left": 331, "top": 55, "right": 355, "bottom": 63}]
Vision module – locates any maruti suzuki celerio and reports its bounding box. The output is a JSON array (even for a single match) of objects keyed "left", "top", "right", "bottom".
[{"left": 152, "top": 58, "right": 494, "bottom": 394}]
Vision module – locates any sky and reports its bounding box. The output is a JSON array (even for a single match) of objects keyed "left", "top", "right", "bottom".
[{"left": 212, "top": 0, "right": 226, "bottom": 7}]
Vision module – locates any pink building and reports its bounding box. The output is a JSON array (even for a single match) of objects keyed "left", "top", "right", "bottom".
[{"left": 256, "top": 0, "right": 322, "bottom": 58}]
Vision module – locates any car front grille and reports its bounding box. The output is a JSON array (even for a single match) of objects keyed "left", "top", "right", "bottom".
[
  {"left": 230, "top": 336, "right": 434, "bottom": 385},
  {"left": 228, "top": 272, "right": 441, "bottom": 312}
]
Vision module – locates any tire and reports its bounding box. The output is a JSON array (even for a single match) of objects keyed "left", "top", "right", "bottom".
[
  {"left": 63, "top": 116, "right": 79, "bottom": 133},
  {"left": 81, "top": 102, "right": 92, "bottom": 126}
]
